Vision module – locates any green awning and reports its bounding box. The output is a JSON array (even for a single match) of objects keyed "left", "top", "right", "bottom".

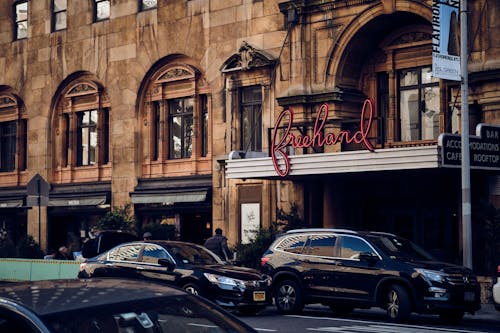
[
  {"left": 48, "top": 196, "right": 107, "bottom": 207},
  {"left": 131, "top": 190, "right": 207, "bottom": 205},
  {"left": 0, "top": 199, "right": 23, "bottom": 208}
]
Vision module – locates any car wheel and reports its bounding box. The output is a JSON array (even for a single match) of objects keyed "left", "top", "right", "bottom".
[
  {"left": 328, "top": 304, "right": 354, "bottom": 316},
  {"left": 439, "top": 310, "right": 464, "bottom": 324},
  {"left": 386, "top": 285, "right": 411, "bottom": 322},
  {"left": 274, "top": 280, "right": 304, "bottom": 315},
  {"left": 183, "top": 283, "right": 202, "bottom": 296}
]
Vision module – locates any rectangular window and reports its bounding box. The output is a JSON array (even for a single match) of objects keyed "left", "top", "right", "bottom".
[
  {"left": 168, "top": 98, "right": 193, "bottom": 159},
  {"left": 201, "top": 95, "right": 208, "bottom": 157},
  {"left": 77, "top": 110, "right": 98, "bottom": 166},
  {"left": 20, "top": 119, "right": 27, "bottom": 170},
  {"left": 377, "top": 72, "right": 389, "bottom": 145},
  {"left": 0, "top": 121, "right": 16, "bottom": 172},
  {"left": 140, "top": 0, "right": 157, "bottom": 11},
  {"left": 94, "top": 0, "right": 110, "bottom": 22},
  {"left": 240, "top": 86, "right": 262, "bottom": 151},
  {"left": 52, "top": 0, "right": 67, "bottom": 31},
  {"left": 102, "top": 108, "right": 109, "bottom": 164},
  {"left": 398, "top": 66, "right": 439, "bottom": 141},
  {"left": 152, "top": 102, "right": 160, "bottom": 160},
  {"left": 14, "top": 1, "right": 28, "bottom": 40},
  {"left": 63, "top": 113, "right": 69, "bottom": 167}
]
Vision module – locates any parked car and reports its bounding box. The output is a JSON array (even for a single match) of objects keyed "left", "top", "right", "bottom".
[
  {"left": 494, "top": 264, "right": 500, "bottom": 311},
  {"left": 260, "top": 228, "right": 481, "bottom": 322},
  {"left": 0, "top": 278, "right": 257, "bottom": 333},
  {"left": 81, "top": 230, "right": 138, "bottom": 258},
  {"left": 78, "top": 240, "right": 272, "bottom": 315}
]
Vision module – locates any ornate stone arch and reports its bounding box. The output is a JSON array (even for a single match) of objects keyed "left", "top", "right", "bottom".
[
  {"left": 137, "top": 56, "right": 211, "bottom": 178},
  {"left": 325, "top": 2, "right": 432, "bottom": 89},
  {"left": 0, "top": 86, "right": 27, "bottom": 183},
  {"left": 50, "top": 72, "right": 111, "bottom": 183}
]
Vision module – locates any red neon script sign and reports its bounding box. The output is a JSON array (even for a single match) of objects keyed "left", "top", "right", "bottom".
[{"left": 271, "top": 98, "right": 375, "bottom": 177}]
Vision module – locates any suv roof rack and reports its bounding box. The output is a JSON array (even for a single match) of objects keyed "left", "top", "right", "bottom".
[
  {"left": 366, "top": 231, "right": 397, "bottom": 237},
  {"left": 285, "top": 228, "right": 358, "bottom": 234}
]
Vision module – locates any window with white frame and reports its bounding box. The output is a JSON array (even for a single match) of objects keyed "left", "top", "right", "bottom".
[
  {"left": 52, "top": 0, "right": 67, "bottom": 31},
  {"left": 94, "top": 0, "right": 110, "bottom": 22},
  {"left": 14, "top": 1, "right": 28, "bottom": 40},
  {"left": 398, "top": 66, "right": 440, "bottom": 141},
  {"left": 140, "top": 0, "right": 157, "bottom": 11}
]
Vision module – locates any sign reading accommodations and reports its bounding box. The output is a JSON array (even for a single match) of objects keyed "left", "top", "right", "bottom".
[
  {"left": 438, "top": 124, "right": 500, "bottom": 170},
  {"left": 432, "top": 0, "right": 461, "bottom": 81}
]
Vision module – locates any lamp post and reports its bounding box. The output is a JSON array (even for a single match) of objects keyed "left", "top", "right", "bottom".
[{"left": 460, "top": 0, "right": 472, "bottom": 269}]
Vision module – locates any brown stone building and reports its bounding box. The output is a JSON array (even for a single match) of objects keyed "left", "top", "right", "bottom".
[{"left": 0, "top": 0, "right": 499, "bottom": 275}]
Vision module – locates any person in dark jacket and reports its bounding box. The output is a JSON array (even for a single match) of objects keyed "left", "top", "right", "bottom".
[{"left": 204, "top": 228, "right": 232, "bottom": 261}]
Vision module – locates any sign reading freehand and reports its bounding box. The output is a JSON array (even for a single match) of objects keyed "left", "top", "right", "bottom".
[{"left": 438, "top": 123, "right": 500, "bottom": 170}]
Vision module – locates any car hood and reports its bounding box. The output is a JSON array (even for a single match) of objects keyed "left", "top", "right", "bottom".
[
  {"left": 196, "top": 264, "right": 266, "bottom": 281},
  {"left": 405, "top": 260, "right": 474, "bottom": 274}
]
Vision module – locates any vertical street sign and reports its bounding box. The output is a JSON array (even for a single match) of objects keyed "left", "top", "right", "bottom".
[
  {"left": 26, "top": 174, "right": 50, "bottom": 246},
  {"left": 432, "top": 0, "right": 461, "bottom": 81}
]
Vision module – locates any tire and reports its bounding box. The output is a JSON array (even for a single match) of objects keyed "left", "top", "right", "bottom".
[
  {"left": 183, "top": 282, "right": 202, "bottom": 297},
  {"left": 439, "top": 310, "right": 464, "bottom": 324},
  {"left": 386, "top": 285, "right": 411, "bottom": 322},
  {"left": 274, "top": 279, "right": 304, "bottom": 315}
]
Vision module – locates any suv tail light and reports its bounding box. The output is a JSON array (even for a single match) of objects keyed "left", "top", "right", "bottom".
[
  {"left": 497, "top": 265, "right": 500, "bottom": 276},
  {"left": 260, "top": 257, "right": 270, "bottom": 267}
]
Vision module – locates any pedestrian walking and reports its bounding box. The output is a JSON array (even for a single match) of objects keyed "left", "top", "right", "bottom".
[{"left": 204, "top": 228, "right": 232, "bottom": 262}]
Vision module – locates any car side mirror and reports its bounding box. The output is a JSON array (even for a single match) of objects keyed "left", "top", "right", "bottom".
[
  {"left": 158, "top": 258, "right": 175, "bottom": 271},
  {"left": 359, "top": 252, "right": 378, "bottom": 264}
]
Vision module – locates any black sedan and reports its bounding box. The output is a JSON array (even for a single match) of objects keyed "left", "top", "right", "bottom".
[
  {"left": 0, "top": 278, "right": 257, "bottom": 333},
  {"left": 78, "top": 240, "right": 272, "bottom": 315}
]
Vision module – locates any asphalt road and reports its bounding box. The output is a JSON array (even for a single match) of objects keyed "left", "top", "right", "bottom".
[{"left": 238, "top": 304, "right": 500, "bottom": 333}]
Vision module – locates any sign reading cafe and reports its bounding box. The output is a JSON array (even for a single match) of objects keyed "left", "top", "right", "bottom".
[
  {"left": 438, "top": 124, "right": 500, "bottom": 170},
  {"left": 271, "top": 99, "right": 375, "bottom": 177}
]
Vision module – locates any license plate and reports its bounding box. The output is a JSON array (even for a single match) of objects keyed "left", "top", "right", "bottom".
[
  {"left": 253, "top": 291, "right": 266, "bottom": 302},
  {"left": 464, "top": 291, "right": 475, "bottom": 301}
]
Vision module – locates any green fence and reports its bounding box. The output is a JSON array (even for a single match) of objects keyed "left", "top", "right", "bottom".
[{"left": 0, "top": 258, "right": 80, "bottom": 281}]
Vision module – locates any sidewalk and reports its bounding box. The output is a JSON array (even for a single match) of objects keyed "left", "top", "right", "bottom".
[{"left": 465, "top": 303, "right": 499, "bottom": 322}]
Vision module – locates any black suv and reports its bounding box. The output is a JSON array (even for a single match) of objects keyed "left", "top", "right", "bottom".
[
  {"left": 81, "top": 230, "right": 138, "bottom": 258},
  {"left": 260, "top": 229, "right": 481, "bottom": 322}
]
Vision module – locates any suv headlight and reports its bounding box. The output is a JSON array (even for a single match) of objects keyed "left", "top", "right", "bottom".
[
  {"left": 416, "top": 268, "right": 446, "bottom": 283},
  {"left": 204, "top": 273, "right": 246, "bottom": 290}
]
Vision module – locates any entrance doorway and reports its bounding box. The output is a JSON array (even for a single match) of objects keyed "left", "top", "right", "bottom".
[{"left": 180, "top": 212, "right": 212, "bottom": 245}]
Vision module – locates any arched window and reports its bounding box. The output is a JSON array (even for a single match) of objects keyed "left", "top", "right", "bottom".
[
  {"left": 140, "top": 63, "right": 211, "bottom": 178},
  {"left": 52, "top": 78, "right": 110, "bottom": 183},
  {"left": 0, "top": 93, "right": 27, "bottom": 176}
]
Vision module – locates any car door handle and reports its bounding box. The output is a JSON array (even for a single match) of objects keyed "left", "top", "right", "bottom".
[{"left": 136, "top": 266, "right": 145, "bottom": 270}]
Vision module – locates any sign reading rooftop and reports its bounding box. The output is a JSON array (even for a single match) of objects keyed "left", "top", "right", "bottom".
[{"left": 438, "top": 123, "right": 500, "bottom": 170}]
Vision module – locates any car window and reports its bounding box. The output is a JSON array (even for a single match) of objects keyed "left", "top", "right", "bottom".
[
  {"left": 165, "top": 243, "right": 220, "bottom": 265},
  {"left": 107, "top": 244, "right": 142, "bottom": 262},
  {"left": 368, "top": 235, "right": 435, "bottom": 261},
  {"left": 45, "top": 295, "right": 250, "bottom": 333},
  {"left": 306, "top": 234, "right": 337, "bottom": 257},
  {"left": 339, "top": 236, "right": 374, "bottom": 260},
  {"left": 142, "top": 244, "right": 170, "bottom": 264},
  {"left": 275, "top": 234, "right": 308, "bottom": 254}
]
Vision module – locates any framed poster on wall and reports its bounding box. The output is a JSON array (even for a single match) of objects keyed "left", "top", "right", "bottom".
[{"left": 241, "top": 203, "right": 260, "bottom": 244}]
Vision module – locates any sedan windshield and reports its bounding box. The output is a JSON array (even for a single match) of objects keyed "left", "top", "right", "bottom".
[
  {"left": 368, "top": 235, "right": 435, "bottom": 262},
  {"left": 165, "top": 244, "right": 221, "bottom": 265}
]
